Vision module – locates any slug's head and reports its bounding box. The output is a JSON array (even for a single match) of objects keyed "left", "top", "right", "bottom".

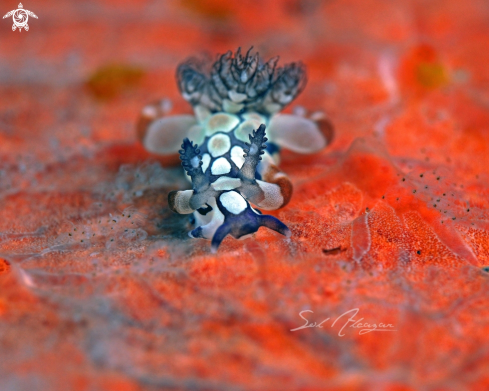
[{"left": 177, "top": 47, "right": 307, "bottom": 116}]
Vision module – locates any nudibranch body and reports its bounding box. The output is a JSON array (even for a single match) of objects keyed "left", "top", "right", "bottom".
[{"left": 137, "top": 48, "right": 330, "bottom": 251}]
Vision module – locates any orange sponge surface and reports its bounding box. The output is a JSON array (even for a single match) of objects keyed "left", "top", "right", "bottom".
[{"left": 1, "top": 1, "right": 489, "bottom": 390}]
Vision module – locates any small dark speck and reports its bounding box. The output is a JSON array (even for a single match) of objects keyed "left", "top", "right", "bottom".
[
  {"left": 402, "top": 178, "right": 406, "bottom": 182},
  {"left": 396, "top": 197, "right": 399, "bottom": 201},
  {"left": 417, "top": 250, "right": 421, "bottom": 255},
  {"left": 420, "top": 174, "right": 424, "bottom": 178},
  {"left": 481, "top": 266, "right": 489, "bottom": 273},
  {"left": 433, "top": 204, "right": 437, "bottom": 207},
  {"left": 425, "top": 186, "right": 428, "bottom": 189},
  {"left": 443, "top": 193, "right": 446, "bottom": 196},
  {"left": 413, "top": 190, "right": 417, "bottom": 193},
  {"left": 452, "top": 217, "right": 456, "bottom": 220},
  {"left": 322, "top": 247, "right": 345, "bottom": 256},
  {"left": 467, "top": 209, "right": 470, "bottom": 212}
]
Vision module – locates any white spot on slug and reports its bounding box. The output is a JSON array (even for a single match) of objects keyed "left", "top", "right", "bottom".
[
  {"left": 211, "top": 176, "right": 242, "bottom": 191},
  {"left": 220, "top": 191, "right": 247, "bottom": 214},
  {"left": 230, "top": 146, "right": 245, "bottom": 168},
  {"left": 208, "top": 133, "right": 231, "bottom": 157},
  {"left": 234, "top": 119, "right": 261, "bottom": 142},
  {"left": 206, "top": 113, "right": 240, "bottom": 136},
  {"left": 223, "top": 99, "right": 244, "bottom": 113},
  {"left": 201, "top": 153, "right": 211, "bottom": 173},
  {"left": 211, "top": 157, "right": 231, "bottom": 175},
  {"left": 228, "top": 90, "right": 248, "bottom": 103}
]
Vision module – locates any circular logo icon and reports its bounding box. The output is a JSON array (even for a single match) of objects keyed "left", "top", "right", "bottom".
[
  {"left": 3, "top": 3, "right": 38, "bottom": 32},
  {"left": 13, "top": 9, "right": 28, "bottom": 28}
]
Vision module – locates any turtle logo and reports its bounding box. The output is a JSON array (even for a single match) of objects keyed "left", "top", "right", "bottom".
[{"left": 3, "top": 3, "right": 37, "bottom": 32}]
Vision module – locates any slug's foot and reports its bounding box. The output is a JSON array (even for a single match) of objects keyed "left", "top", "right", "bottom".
[
  {"left": 184, "top": 190, "right": 290, "bottom": 252},
  {"left": 209, "top": 190, "right": 290, "bottom": 252}
]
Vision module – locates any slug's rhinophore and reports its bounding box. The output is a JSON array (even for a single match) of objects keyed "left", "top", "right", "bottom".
[{"left": 137, "top": 48, "right": 331, "bottom": 251}]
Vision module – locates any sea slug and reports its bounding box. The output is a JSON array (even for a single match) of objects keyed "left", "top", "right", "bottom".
[{"left": 137, "top": 48, "right": 330, "bottom": 251}]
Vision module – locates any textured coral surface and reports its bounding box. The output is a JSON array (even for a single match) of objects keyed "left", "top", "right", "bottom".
[{"left": 1, "top": 1, "right": 489, "bottom": 390}]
